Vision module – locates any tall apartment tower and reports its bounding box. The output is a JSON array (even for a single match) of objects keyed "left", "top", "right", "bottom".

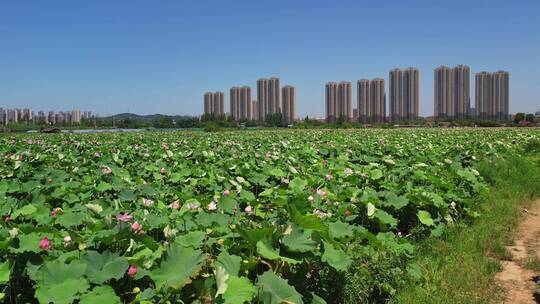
[
  {"left": 338, "top": 82, "right": 353, "bottom": 121},
  {"left": 434, "top": 65, "right": 470, "bottom": 119},
  {"left": 357, "top": 79, "right": 370, "bottom": 122},
  {"left": 389, "top": 68, "right": 420, "bottom": 121},
  {"left": 325, "top": 82, "right": 338, "bottom": 123},
  {"left": 454, "top": 65, "right": 470, "bottom": 119},
  {"left": 204, "top": 92, "right": 213, "bottom": 115},
  {"left": 268, "top": 78, "right": 281, "bottom": 115},
  {"left": 240, "top": 86, "right": 252, "bottom": 120},
  {"left": 252, "top": 101, "right": 259, "bottom": 120},
  {"left": 358, "top": 78, "right": 386, "bottom": 123},
  {"left": 230, "top": 87, "right": 241, "bottom": 120},
  {"left": 203, "top": 92, "right": 225, "bottom": 117},
  {"left": 476, "top": 71, "right": 509, "bottom": 120},
  {"left": 257, "top": 77, "right": 281, "bottom": 120},
  {"left": 257, "top": 78, "right": 268, "bottom": 120},
  {"left": 282, "top": 85, "right": 296, "bottom": 125}
]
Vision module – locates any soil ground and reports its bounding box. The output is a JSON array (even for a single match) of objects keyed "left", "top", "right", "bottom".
[{"left": 495, "top": 199, "right": 540, "bottom": 303}]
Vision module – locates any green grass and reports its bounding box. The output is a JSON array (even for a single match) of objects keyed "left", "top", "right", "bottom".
[{"left": 392, "top": 152, "right": 540, "bottom": 304}]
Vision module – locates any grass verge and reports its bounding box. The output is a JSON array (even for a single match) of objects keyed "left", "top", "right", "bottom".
[{"left": 392, "top": 151, "right": 540, "bottom": 304}]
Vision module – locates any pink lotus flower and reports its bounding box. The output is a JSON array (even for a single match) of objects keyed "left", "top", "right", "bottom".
[
  {"left": 131, "top": 221, "right": 142, "bottom": 233},
  {"left": 101, "top": 166, "right": 112, "bottom": 175},
  {"left": 63, "top": 236, "right": 72, "bottom": 246},
  {"left": 51, "top": 207, "right": 62, "bottom": 218},
  {"left": 127, "top": 265, "right": 138, "bottom": 278},
  {"left": 222, "top": 189, "right": 230, "bottom": 196},
  {"left": 325, "top": 174, "right": 334, "bottom": 181},
  {"left": 245, "top": 205, "right": 253, "bottom": 214},
  {"left": 39, "top": 237, "right": 52, "bottom": 251},
  {"left": 207, "top": 201, "right": 217, "bottom": 211},
  {"left": 169, "top": 200, "right": 180, "bottom": 210},
  {"left": 160, "top": 167, "right": 166, "bottom": 174},
  {"left": 316, "top": 189, "right": 326, "bottom": 197},
  {"left": 142, "top": 198, "right": 154, "bottom": 207},
  {"left": 116, "top": 213, "right": 133, "bottom": 222}
]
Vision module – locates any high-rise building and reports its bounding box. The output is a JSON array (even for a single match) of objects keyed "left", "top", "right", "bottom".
[
  {"left": 338, "top": 81, "right": 352, "bottom": 121},
  {"left": 357, "top": 78, "right": 386, "bottom": 122},
  {"left": 240, "top": 86, "right": 252, "bottom": 120},
  {"left": 257, "top": 77, "right": 281, "bottom": 120},
  {"left": 203, "top": 92, "right": 226, "bottom": 117},
  {"left": 257, "top": 78, "right": 268, "bottom": 120},
  {"left": 282, "top": 85, "right": 296, "bottom": 125},
  {"left": 252, "top": 100, "right": 259, "bottom": 121},
  {"left": 434, "top": 65, "right": 470, "bottom": 119},
  {"left": 357, "top": 79, "right": 370, "bottom": 122},
  {"left": 476, "top": 71, "right": 509, "bottom": 120},
  {"left": 204, "top": 92, "right": 213, "bottom": 115},
  {"left": 230, "top": 87, "right": 241, "bottom": 120},
  {"left": 213, "top": 92, "right": 225, "bottom": 117},
  {"left": 268, "top": 78, "right": 281, "bottom": 115},
  {"left": 0, "top": 108, "right": 4, "bottom": 126},
  {"left": 37, "top": 111, "right": 48, "bottom": 124},
  {"left": 7, "top": 109, "right": 18, "bottom": 124},
  {"left": 48, "top": 111, "right": 56, "bottom": 125},
  {"left": 389, "top": 68, "right": 420, "bottom": 121},
  {"left": 325, "top": 82, "right": 338, "bottom": 123}
]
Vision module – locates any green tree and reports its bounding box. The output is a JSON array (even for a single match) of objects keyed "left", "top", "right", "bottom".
[{"left": 513, "top": 113, "right": 525, "bottom": 124}]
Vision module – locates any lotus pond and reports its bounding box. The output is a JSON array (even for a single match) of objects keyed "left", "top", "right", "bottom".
[{"left": 0, "top": 129, "right": 538, "bottom": 303}]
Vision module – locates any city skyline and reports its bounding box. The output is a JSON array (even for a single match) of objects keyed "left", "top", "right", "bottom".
[{"left": 0, "top": 1, "right": 539, "bottom": 117}]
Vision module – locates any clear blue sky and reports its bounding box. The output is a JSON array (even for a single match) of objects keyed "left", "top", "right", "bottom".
[{"left": 1, "top": 0, "right": 539, "bottom": 117}]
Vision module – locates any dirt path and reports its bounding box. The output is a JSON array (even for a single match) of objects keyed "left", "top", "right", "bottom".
[{"left": 495, "top": 199, "right": 540, "bottom": 303}]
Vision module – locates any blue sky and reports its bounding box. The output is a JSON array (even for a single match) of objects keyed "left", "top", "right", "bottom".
[{"left": 0, "top": 0, "right": 539, "bottom": 117}]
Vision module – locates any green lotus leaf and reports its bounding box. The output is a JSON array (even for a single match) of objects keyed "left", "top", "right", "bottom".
[
  {"left": 256, "top": 270, "right": 303, "bottom": 304},
  {"left": 150, "top": 244, "right": 206, "bottom": 291}
]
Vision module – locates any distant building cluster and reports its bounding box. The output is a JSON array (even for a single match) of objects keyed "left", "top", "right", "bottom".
[
  {"left": 475, "top": 71, "right": 510, "bottom": 120},
  {"left": 325, "top": 81, "right": 352, "bottom": 123},
  {"left": 324, "top": 65, "right": 509, "bottom": 123},
  {"left": 203, "top": 92, "right": 226, "bottom": 117},
  {"left": 0, "top": 108, "right": 97, "bottom": 126},
  {"left": 203, "top": 77, "right": 296, "bottom": 124},
  {"left": 434, "top": 65, "right": 471, "bottom": 119}
]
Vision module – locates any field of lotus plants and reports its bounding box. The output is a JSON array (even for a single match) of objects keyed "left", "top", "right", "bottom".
[{"left": 0, "top": 129, "right": 538, "bottom": 303}]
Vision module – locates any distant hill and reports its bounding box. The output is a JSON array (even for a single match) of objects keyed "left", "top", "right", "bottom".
[{"left": 102, "top": 113, "right": 197, "bottom": 121}]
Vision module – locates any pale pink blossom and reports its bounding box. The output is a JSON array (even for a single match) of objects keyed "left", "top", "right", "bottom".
[
  {"left": 245, "top": 205, "right": 253, "bottom": 214},
  {"left": 187, "top": 202, "right": 198, "bottom": 210},
  {"left": 325, "top": 174, "right": 334, "bottom": 181},
  {"left": 101, "top": 166, "right": 112, "bottom": 175},
  {"left": 308, "top": 195, "right": 314, "bottom": 203},
  {"left": 344, "top": 168, "right": 353, "bottom": 177},
  {"left": 51, "top": 207, "right": 62, "bottom": 218},
  {"left": 142, "top": 198, "right": 154, "bottom": 207},
  {"left": 116, "top": 213, "right": 133, "bottom": 222},
  {"left": 94, "top": 152, "right": 101, "bottom": 158},
  {"left": 313, "top": 209, "right": 330, "bottom": 219},
  {"left": 131, "top": 221, "right": 142, "bottom": 233},
  {"left": 160, "top": 167, "right": 166, "bottom": 174},
  {"left": 316, "top": 189, "right": 326, "bottom": 197},
  {"left": 169, "top": 200, "right": 180, "bottom": 210},
  {"left": 39, "top": 237, "right": 52, "bottom": 251},
  {"left": 223, "top": 189, "right": 230, "bottom": 196},
  {"left": 207, "top": 201, "right": 217, "bottom": 211},
  {"left": 63, "top": 236, "right": 72, "bottom": 246},
  {"left": 127, "top": 265, "right": 138, "bottom": 278}
]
